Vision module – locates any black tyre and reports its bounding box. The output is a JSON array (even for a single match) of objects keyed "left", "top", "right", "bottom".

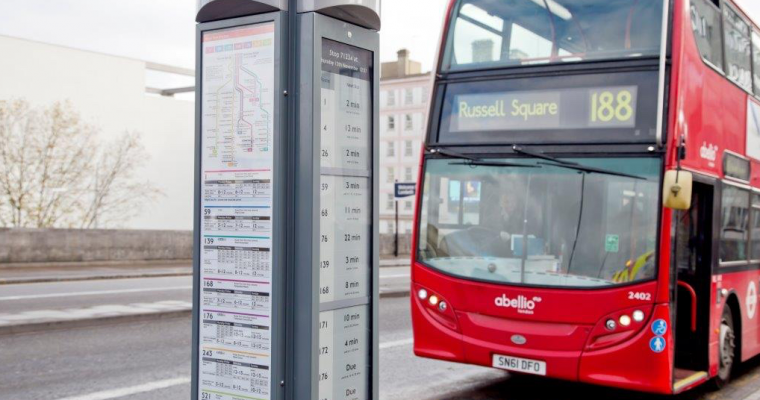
[{"left": 712, "top": 306, "right": 737, "bottom": 389}]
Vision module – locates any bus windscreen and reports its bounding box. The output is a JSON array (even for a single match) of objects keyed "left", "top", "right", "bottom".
[
  {"left": 443, "top": 0, "right": 664, "bottom": 71},
  {"left": 416, "top": 157, "right": 661, "bottom": 289}
]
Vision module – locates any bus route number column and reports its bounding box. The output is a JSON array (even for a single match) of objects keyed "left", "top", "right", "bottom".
[
  {"left": 198, "top": 22, "right": 276, "bottom": 400},
  {"left": 318, "top": 38, "right": 373, "bottom": 400}
]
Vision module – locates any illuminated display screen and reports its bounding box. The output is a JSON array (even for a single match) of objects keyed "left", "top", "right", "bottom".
[
  {"left": 454, "top": 86, "right": 638, "bottom": 132},
  {"left": 434, "top": 71, "right": 659, "bottom": 145}
]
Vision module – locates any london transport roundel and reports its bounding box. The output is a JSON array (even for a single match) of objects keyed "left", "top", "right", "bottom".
[{"left": 747, "top": 281, "right": 757, "bottom": 319}]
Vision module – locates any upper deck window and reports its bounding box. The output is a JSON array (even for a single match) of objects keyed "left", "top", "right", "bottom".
[
  {"left": 753, "top": 31, "right": 760, "bottom": 92},
  {"left": 723, "top": 5, "right": 752, "bottom": 90},
  {"left": 443, "top": 0, "right": 664, "bottom": 72},
  {"left": 691, "top": 0, "right": 724, "bottom": 71}
]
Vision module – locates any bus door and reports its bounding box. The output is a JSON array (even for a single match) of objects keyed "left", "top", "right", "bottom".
[{"left": 673, "top": 180, "right": 714, "bottom": 374}]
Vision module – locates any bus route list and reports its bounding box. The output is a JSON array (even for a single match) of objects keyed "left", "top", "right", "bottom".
[{"left": 199, "top": 22, "right": 275, "bottom": 400}]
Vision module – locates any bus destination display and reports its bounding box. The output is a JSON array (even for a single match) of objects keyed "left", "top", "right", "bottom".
[
  {"left": 454, "top": 86, "right": 638, "bottom": 132},
  {"left": 318, "top": 38, "right": 373, "bottom": 400},
  {"left": 198, "top": 23, "right": 276, "bottom": 400}
]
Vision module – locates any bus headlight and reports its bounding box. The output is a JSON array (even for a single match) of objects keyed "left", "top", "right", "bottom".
[
  {"left": 605, "top": 319, "right": 617, "bottom": 331},
  {"left": 414, "top": 285, "right": 460, "bottom": 332},
  {"left": 586, "top": 306, "right": 654, "bottom": 351}
]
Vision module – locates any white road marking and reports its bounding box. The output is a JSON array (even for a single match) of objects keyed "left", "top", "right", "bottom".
[
  {"left": 0, "top": 286, "right": 192, "bottom": 301},
  {"left": 380, "top": 337, "right": 413, "bottom": 349},
  {"left": 56, "top": 377, "right": 190, "bottom": 400},
  {"left": 381, "top": 273, "right": 410, "bottom": 279},
  {"left": 0, "top": 301, "right": 192, "bottom": 326}
]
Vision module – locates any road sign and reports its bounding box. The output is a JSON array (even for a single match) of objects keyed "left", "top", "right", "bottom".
[
  {"left": 394, "top": 182, "right": 416, "bottom": 198},
  {"left": 192, "top": 2, "right": 379, "bottom": 400}
]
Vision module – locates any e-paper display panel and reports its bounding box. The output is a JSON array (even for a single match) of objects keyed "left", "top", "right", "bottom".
[{"left": 318, "top": 38, "right": 373, "bottom": 400}]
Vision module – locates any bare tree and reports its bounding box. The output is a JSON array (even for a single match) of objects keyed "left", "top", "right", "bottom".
[
  {"left": 80, "top": 132, "right": 161, "bottom": 228},
  {"left": 0, "top": 99, "right": 160, "bottom": 228}
]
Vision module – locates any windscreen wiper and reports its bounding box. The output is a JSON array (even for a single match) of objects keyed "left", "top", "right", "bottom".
[
  {"left": 512, "top": 145, "right": 646, "bottom": 180},
  {"left": 511, "top": 145, "right": 579, "bottom": 166},
  {"left": 429, "top": 148, "right": 539, "bottom": 168}
]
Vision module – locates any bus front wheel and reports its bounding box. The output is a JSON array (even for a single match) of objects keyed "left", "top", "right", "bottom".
[{"left": 713, "top": 306, "right": 737, "bottom": 389}]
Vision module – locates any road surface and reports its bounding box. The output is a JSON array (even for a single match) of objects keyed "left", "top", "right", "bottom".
[{"left": 4, "top": 296, "right": 760, "bottom": 400}]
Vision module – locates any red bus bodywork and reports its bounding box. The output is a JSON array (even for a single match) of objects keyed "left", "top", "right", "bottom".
[{"left": 411, "top": 0, "right": 760, "bottom": 394}]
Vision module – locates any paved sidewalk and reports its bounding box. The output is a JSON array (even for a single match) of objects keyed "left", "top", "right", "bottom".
[
  {"left": 1, "top": 258, "right": 408, "bottom": 285},
  {"left": 380, "top": 257, "right": 411, "bottom": 267},
  {"left": 0, "top": 261, "right": 192, "bottom": 284}
]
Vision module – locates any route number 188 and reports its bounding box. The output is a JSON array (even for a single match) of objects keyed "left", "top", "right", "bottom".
[{"left": 590, "top": 90, "right": 634, "bottom": 124}]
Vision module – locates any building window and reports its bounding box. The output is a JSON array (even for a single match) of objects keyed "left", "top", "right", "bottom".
[
  {"left": 421, "top": 87, "right": 428, "bottom": 103},
  {"left": 386, "top": 141, "right": 395, "bottom": 157},
  {"left": 404, "top": 140, "right": 413, "bottom": 157},
  {"left": 404, "top": 114, "right": 413, "bottom": 131},
  {"left": 405, "top": 223, "right": 413, "bottom": 234},
  {"left": 386, "top": 194, "right": 394, "bottom": 211},
  {"left": 405, "top": 200, "right": 412, "bottom": 211},
  {"left": 386, "top": 167, "right": 395, "bottom": 183},
  {"left": 387, "top": 90, "right": 396, "bottom": 106},
  {"left": 404, "top": 167, "right": 413, "bottom": 182},
  {"left": 388, "top": 116, "right": 395, "bottom": 131},
  {"left": 691, "top": 0, "right": 724, "bottom": 70},
  {"left": 720, "top": 185, "right": 750, "bottom": 263},
  {"left": 405, "top": 88, "right": 414, "bottom": 105}
]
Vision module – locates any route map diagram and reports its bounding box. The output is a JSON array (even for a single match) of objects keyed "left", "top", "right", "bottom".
[{"left": 202, "top": 24, "right": 274, "bottom": 171}]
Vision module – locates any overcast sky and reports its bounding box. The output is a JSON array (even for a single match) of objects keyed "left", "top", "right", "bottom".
[
  {"left": 0, "top": 0, "right": 447, "bottom": 73},
  {"left": 0, "top": 0, "right": 758, "bottom": 74}
]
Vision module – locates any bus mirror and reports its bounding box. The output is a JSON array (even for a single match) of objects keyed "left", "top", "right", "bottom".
[{"left": 663, "top": 170, "right": 692, "bottom": 210}]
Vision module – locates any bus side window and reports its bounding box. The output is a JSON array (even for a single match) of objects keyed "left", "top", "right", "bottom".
[
  {"left": 722, "top": 5, "right": 752, "bottom": 90},
  {"left": 691, "top": 0, "right": 725, "bottom": 70},
  {"left": 720, "top": 185, "right": 750, "bottom": 263},
  {"left": 753, "top": 32, "right": 760, "bottom": 93}
]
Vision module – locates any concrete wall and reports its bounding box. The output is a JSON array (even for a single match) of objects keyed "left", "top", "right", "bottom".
[
  {"left": 380, "top": 233, "right": 412, "bottom": 256},
  {"left": 0, "top": 229, "right": 408, "bottom": 264},
  {"left": 0, "top": 229, "right": 192, "bottom": 264}
]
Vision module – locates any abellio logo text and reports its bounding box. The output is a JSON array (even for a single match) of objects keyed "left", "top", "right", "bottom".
[{"left": 494, "top": 295, "right": 542, "bottom": 315}]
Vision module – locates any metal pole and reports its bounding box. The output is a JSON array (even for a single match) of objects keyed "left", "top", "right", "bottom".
[{"left": 394, "top": 198, "right": 399, "bottom": 258}]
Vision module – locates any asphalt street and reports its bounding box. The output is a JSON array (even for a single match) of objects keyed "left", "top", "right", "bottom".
[
  {"left": 3, "top": 268, "right": 760, "bottom": 399},
  {"left": 4, "top": 296, "right": 760, "bottom": 400},
  {"left": 0, "top": 276, "right": 192, "bottom": 314},
  {"left": 0, "top": 266, "right": 410, "bottom": 316}
]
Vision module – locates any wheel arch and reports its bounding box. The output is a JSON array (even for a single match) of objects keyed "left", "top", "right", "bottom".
[{"left": 725, "top": 293, "right": 743, "bottom": 361}]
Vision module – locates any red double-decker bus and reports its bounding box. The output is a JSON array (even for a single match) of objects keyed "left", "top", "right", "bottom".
[{"left": 411, "top": 0, "right": 760, "bottom": 394}]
